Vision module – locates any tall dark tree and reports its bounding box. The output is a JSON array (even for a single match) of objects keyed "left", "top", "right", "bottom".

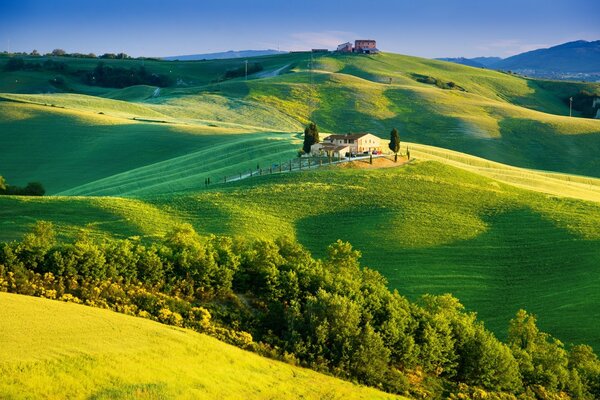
[
  {"left": 303, "top": 122, "right": 320, "bottom": 154},
  {"left": 389, "top": 128, "right": 400, "bottom": 162}
]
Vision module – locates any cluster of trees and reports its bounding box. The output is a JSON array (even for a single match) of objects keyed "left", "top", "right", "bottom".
[
  {"left": 568, "top": 91, "right": 600, "bottom": 118},
  {"left": 0, "top": 176, "right": 45, "bottom": 196},
  {"left": 1, "top": 221, "right": 599, "bottom": 399},
  {"left": 302, "top": 122, "right": 320, "bottom": 153},
  {"left": 413, "top": 74, "right": 466, "bottom": 91},
  {"left": 84, "top": 62, "right": 173, "bottom": 88},
  {"left": 222, "top": 62, "right": 263, "bottom": 80},
  {"left": 4, "top": 57, "right": 68, "bottom": 72},
  {"left": 3, "top": 52, "right": 168, "bottom": 89},
  {"left": 4, "top": 49, "right": 149, "bottom": 59}
]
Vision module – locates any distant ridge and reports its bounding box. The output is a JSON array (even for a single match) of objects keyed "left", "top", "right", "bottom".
[
  {"left": 492, "top": 40, "right": 600, "bottom": 80},
  {"left": 164, "top": 49, "right": 287, "bottom": 61},
  {"left": 438, "top": 40, "right": 600, "bottom": 81},
  {"left": 436, "top": 57, "right": 492, "bottom": 68}
]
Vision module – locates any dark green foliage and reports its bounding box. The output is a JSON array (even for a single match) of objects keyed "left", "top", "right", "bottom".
[
  {"left": 85, "top": 62, "right": 173, "bottom": 88},
  {"left": 223, "top": 62, "right": 263, "bottom": 80},
  {"left": 302, "top": 122, "right": 319, "bottom": 153},
  {"left": 568, "top": 91, "right": 600, "bottom": 118},
  {"left": 0, "top": 176, "right": 45, "bottom": 196},
  {"left": 413, "top": 74, "right": 466, "bottom": 91},
  {"left": 389, "top": 128, "right": 400, "bottom": 154},
  {"left": 5, "top": 57, "right": 25, "bottom": 71},
  {"left": 1, "top": 222, "right": 599, "bottom": 399}
]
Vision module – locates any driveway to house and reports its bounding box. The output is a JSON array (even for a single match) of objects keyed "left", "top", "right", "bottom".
[{"left": 255, "top": 64, "right": 290, "bottom": 79}]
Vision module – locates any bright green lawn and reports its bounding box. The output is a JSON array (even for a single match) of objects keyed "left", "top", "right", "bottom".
[
  {"left": 2, "top": 160, "right": 598, "bottom": 350},
  {"left": 0, "top": 292, "right": 402, "bottom": 400},
  {"left": 1, "top": 51, "right": 600, "bottom": 197},
  {"left": 155, "top": 161, "right": 600, "bottom": 349}
]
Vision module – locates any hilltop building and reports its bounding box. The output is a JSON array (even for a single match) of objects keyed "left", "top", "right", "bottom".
[
  {"left": 335, "top": 40, "right": 380, "bottom": 54},
  {"left": 336, "top": 42, "right": 353, "bottom": 52},
  {"left": 354, "top": 40, "right": 379, "bottom": 54},
  {"left": 310, "top": 133, "right": 382, "bottom": 158}
]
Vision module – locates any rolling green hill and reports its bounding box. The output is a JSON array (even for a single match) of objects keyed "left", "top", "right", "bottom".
[
  {"left": 1, "top": 51, "right": 600, "bottom": 355},
  {"left": 0, "top": 292, "right": 401, "bottom": 399},
  {"left": 2, "top": 157, "right": 599, "bottom": 351},
  {"left": 1, "top": 51, "right": 600, "bottom": 196}
]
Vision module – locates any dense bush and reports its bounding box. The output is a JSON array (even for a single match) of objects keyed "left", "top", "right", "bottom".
[
  {"left": 0, "top": 221, "right": 598, "bottom": 399},
  {"left": 568, "top": 91, "right": 600, "bottom": 118},
  {"left": 84, "top": 62, "right": 173, "bottom": 88},
  {"left": 413, "top": 74, "right": 466, "bottom": 91},
  {"left": 223, "top": 62, "right": 263, "bottom": 80},
  {"left": 0, "top": 176, "right": 45, "bottom": 196}
]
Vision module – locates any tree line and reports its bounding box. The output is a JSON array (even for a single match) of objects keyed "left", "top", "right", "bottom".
[
  {"left": 1, "top": 48, "right": 160, "bottom": 60},
  {"left": 0, "top": 175, "right": 45, "bottom": 196},
  {"left": 0, "top": 221, "right": 598, "bottom": 399},
  {"left": 4, "top": 56, "right": 173, "bottom": 89}
]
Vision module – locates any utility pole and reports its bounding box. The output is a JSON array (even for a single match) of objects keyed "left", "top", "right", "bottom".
[
  {"left": 569, "top": 97, "right": 573, "bottom": 117},
  {"left": 245, "top": 60, "right": 248, "bottom": 81}
]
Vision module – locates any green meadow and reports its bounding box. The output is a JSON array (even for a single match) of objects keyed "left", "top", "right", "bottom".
[
  {"left": 1, "top": 51, "right": 600, "bottom": 357},
  {"left": 1, "top": 51, "right": 600, "bottom": 197},
  {"left": 0, "top": 292, "right": 402, "bottom": 399}
]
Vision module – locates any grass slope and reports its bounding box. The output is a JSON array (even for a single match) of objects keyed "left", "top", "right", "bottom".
[
  {"left": 157, "top": 161, "right": 600, "bottom": 349},
  {"left": 0, "top": 292, "right": 401, "bottom": 399},
  {"left": 1, "top": 51, "right": 600, "bottom": 197},
  {"left": 1, "top": 158, "right": 599, "bottom": 350}
]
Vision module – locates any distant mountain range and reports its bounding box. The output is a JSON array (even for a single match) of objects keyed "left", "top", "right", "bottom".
[
  {"left": 437, "top": 40, "right": 600, "bottom": 81},
  {"left": 436, "top": 57, "right": 502, "bottom": 68},
  {"left": 164, "top": 50, "right": 287, "bottom": 61}
]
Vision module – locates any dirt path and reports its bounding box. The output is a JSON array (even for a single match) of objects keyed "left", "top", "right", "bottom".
[
  {"left": 255, "top": 64, "right": 290, "bottom": 79},
  {"left": 335, "top": 156, "right": 410, "bottom": 169}
]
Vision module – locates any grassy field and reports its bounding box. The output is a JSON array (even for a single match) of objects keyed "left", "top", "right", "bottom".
[
  {"left": 155, "top": 160, "right": 600, "bottom": 349},
  {"left": 1, "top": 51, "right": 600, "bottom": 353},
  {"left": 1, "top": 158, "right": 599, "bottom": 351},
  {"left": 0, "top": 292, "right": 402, "bottom": 399},
  {"left": 1, "top": 51, "right": 600, "bottom": 197}
]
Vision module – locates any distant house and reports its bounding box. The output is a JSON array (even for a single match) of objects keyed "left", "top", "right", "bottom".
[
  {"left": 336, "top": 42, "right": 353, "bottom": 53},
  {"left": 354, "top": 40, "right": 379, "bottom": 54},
  {"left": 311, "top": 133, "right": 382, "bottom": 157}
]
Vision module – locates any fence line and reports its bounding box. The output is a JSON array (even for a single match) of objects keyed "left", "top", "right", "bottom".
[{"left": 203, "top": 153, "right": 401, "bottom": 188}]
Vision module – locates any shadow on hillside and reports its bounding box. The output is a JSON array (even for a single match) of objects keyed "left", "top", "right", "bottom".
[{"left": 296, "top": 206, "right": 600, "bottom": 349}]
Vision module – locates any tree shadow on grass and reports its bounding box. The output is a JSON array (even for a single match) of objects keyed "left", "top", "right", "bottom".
[{"left": 296, "top": 207, "right": 600, "bottom": 349}]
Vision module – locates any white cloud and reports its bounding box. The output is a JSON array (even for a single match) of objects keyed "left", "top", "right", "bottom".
[
  {"left": 476, "top": 39, "right": 550, "bottom": 56},
  {"left": 282, "top": 30, "right": 356, "bottom": 51}
]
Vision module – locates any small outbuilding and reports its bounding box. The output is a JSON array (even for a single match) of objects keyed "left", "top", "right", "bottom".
[{"left": 336, "top": 42, "right": 353, "bottom": 53}]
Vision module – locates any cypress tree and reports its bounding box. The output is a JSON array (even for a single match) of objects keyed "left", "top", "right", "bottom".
[
  {"left": 389, "top": 128, "right": 400, "bottom": 162},
  {"left": 303, "top": 122, "right": 320, "bottom": 153}
]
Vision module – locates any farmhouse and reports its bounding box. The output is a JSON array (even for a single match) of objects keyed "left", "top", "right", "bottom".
[
  {"left": 311, "top": 133, "right": 382, "bottom": 157},
  {"left": 335, "top": 39, "right": 380, "bottom": 54},
  {"left": 336, "top": 42, "right": 353, "bottom": 52},
  {"left": 354, "top": 40, "right": 379, "bottom": 54}
]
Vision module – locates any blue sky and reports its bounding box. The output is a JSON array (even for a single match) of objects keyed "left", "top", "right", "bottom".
[{"left": 1, "top": 0, "right": 598, "bottom": 58}]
